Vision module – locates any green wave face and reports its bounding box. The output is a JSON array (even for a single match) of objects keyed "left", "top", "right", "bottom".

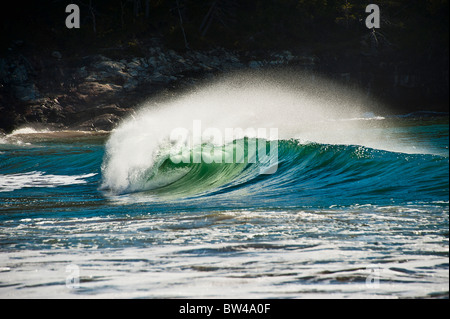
[
  {"left": 131, "top": 137, "right": 448, "bottom": 206},
  {"left": 141, "top": 138, "right": 278, "bottom": 199}
]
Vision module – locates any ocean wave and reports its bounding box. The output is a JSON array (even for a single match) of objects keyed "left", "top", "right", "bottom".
[
  {"left": 100, "top": 138, "right": 448, "bottom": 206},
  {"left": 100, "top": 74, "right": 448, "bottom": 200}
]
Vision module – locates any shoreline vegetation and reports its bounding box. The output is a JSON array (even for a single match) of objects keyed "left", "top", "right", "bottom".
[{"left": 1, "top": 0, "right": 448, "bottom": 133}]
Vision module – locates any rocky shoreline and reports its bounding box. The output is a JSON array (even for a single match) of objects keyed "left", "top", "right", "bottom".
[{"left": 1, "top": 39, "right": 448, "bottom": 133}]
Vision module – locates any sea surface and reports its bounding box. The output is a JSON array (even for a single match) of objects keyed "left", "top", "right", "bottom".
[
  {"left": 0, "top": 112, "right": 448, "bottom": 299},
  {"left": 1, "top": 72, "right": 449, "bottom": 299}
]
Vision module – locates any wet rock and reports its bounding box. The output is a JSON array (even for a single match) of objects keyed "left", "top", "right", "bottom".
[
  {"left": 24, "top": 99, "right": 64, "bottom": 124},
  {"left": 67, "top": 103, "right": 130, "bottom": 131},
  {"left": 74, "top": 113, "right": 122, "bottom": 131},
  {"left": 123, "top": 78, "right": 139, "bottom": 90},
  {"left": 93, "top": 104, "right": 129, "bottom": 117},
  {"left": 147, "top": 56, "right": 158, "bottom": 67},
  {"left": 85, "top": 72, "right": 104, "bottom": 82},
  {"left": 77, "top": 81, "right": 121, "bottom": 96},
  {"left": 88, "top": 60, "right": 130, "bottom": 84},
  {"left": 127, "top": 59, "right": 141, "bottom": 69},
  {"left": 94, "top": 60, "right": 126, "bottom": 73},
  {"left": 128, "top": 69, "right": 140, "bottom": 77},
  {"left": 92, "top": 113, "right": 122, "bottom": 130},
  {"left": 75, "top": 81, "right": 123, "bottom": 105}
]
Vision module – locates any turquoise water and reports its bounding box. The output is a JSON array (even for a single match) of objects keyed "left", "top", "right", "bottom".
[{"left": 0, "top": 114, "right": 448, "bottom": 298}]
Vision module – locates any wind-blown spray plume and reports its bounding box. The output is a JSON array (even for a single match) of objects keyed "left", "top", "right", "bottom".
[{"left": 100, "top": 70, "right": 431, "bottom": 197}]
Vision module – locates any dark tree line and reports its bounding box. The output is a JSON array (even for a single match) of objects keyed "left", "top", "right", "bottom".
[{"left": 1, "top": 0, "right": 448, "bottom": 55}]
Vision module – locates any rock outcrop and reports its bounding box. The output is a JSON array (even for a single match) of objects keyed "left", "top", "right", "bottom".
[{"left": 0, "top": 39, "right": 448, "bottom": 133}]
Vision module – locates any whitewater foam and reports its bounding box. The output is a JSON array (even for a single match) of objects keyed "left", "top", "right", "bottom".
[
  {"left": 0, "top": 171, "right": 97, "bottom": 192},
  {"left": 100, "top": 71, "right": 435, "bottom": 194},
  {"left": 9, "top": 127, "right": 51, "bottom": 135}
]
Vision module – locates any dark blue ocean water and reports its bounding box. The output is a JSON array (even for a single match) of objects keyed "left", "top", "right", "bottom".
[{"left": 0, "top": 115, "right": 448, "bottom": 298}]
